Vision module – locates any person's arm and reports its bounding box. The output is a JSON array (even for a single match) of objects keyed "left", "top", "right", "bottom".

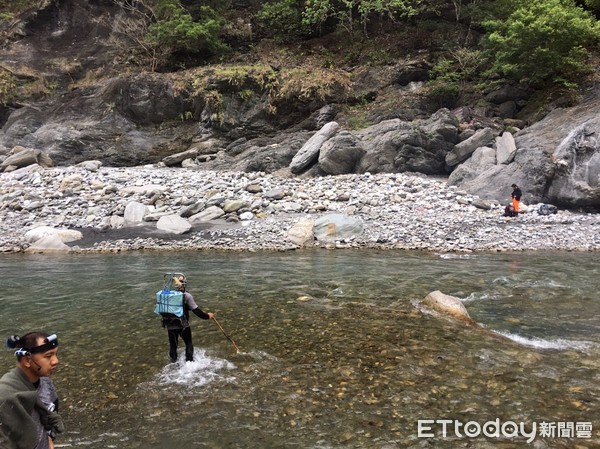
[
  {"left": 185, "top": 292, "right": 214, "bottom": 320},
  {"left": 192, "top": 308, "right": 214, "bottom": 320}
]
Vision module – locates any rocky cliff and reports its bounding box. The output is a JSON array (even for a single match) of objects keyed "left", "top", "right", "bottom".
[{"left": 1, "top": 0, "right": 599, "bottom": 209}]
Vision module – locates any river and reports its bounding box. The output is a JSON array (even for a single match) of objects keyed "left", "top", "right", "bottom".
[{"left": 0, "top": 250, "right": 598, "bottom": 448}]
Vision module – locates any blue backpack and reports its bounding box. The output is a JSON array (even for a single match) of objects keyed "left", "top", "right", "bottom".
[{"left": 154, "top": 273, "right": 185, "bottom": 318}]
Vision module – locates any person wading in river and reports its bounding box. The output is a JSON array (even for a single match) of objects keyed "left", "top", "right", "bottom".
[
  {"left": 163, "top": 275, "right": 214, "bottom": 363},
  {"left": 511, "top": 184, "right": 522, "bottom": 216},
  {"left": 0, "top": 332, "right": 64, "bottom": 449}
]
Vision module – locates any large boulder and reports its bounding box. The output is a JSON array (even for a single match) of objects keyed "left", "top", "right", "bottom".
[
  {"left": 163, "top": 148, "right": 200, "bottom": 167},
  {"left": 318, "top": 131, "right": 366, "bottom": 175},
  {"left": 123, "top": 201, "right": 148, "bottom": 226},
  {"left": 287, "top": 218, "right": 315, "bottom": 246},
  {"left": 156, "top": 215, "right": 192, "bottom": 234},
  {"left": 290, "top": 122, "right": 340, "bottom": 174},
  {"left": 24, "top": 226, "right": 83, "bottom": 243},
  {"left": 314, "top": 214, "right": 364, "bottom": 242},
  {"left": 357, "top": 109, "right": 459, "bottom": 175},
  {"left": 0, "top": 146, "right": 53, "bottom": 172},
  {"left": 421, "top": 291, "right": 474, "bottom": 323},
  {"left": 545, "top": 121, "right": 600, "bottom": 207},
  {"left": 447, "top": 146, "right": 496, "bottom": 186},
  {"left": 445, "top": 127, "right": 497, "bottom": 167},
  {"left": 24, "top": 234, "right": 72, "bottom": 253},
  {"left": 495, "top": 132, "right": 517, "bottom": 165},
  {"left": 450, "top": 86, "right": 600, "bottom": 208}
]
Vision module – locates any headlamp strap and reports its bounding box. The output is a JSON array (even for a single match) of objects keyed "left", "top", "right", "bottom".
[{"left": 21, "top": 334, "right": 59, "bottom": 356}]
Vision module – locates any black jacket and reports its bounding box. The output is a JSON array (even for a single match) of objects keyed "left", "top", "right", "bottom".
[{"left": 512, "top": 187, "right": 522, "bottom": 201}]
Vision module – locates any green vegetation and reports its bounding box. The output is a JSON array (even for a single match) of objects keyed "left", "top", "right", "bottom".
[
  {"left": 427, "top": 47, "right": 485, "bottom": 108},
  {"left": 11, "top": 0, "right": 590, "bottom": 93},
  {"left": 0, "top": 69, "right": 16, "bottom": 106},
  {"left": 256, "top": 0, "right": 307, "bottom": 40},
  {"left": 110, "top": 0, "right": 228, "bottom": 71},
  {"left": 0, "top": 0, "right": 34, "bottom": 19},
  {"left": 181, "top": 64, "right": 349, "bottom": 116},
  {"left": 1, "top": 0, "right": 599, "bottom": 108},
  {"left": 483, "top": 0, "right": 600, "bottom": 87},
  {"left": 302, "top": 0, "right": 437, "bottom": 36},
  {"left": 146, "top": 1, "right": 227, "bottom": 55},
  {"left": 583, "top": 0, "right": 600, "bottom": 14}
]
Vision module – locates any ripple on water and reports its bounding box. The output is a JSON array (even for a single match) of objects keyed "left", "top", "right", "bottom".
[{"left": 494, "top": 331, "right": 597, "bottom": 353}]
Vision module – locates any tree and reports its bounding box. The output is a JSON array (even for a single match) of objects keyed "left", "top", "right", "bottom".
[
  {"left": 147, "top": 0, "right": 227, "bottom": 55},
  {"left": 483, "top": 0, "right": 600, "bottom": 87},
  {"left": 302, "top": 0, "right": 433, "bottom": 37},
  {"left": 582, "top": 0, "right": 600, "bottom": 15},
  {"left": 110, "top": 0, "right": 227, "bottom": 71},
  {"left": 256, "top": 0, "right": 307, "bottom": 40}
]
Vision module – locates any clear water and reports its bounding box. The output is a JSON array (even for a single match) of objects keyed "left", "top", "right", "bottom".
[{"left": 0, "top": 250, "right": 598, "bottom": 448}]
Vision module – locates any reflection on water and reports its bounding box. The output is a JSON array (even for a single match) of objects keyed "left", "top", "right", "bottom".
[{"left": 0, "top": 250, "right": 599, "bottom": 448}]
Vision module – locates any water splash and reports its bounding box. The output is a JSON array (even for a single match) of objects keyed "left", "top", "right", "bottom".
[
  {"left": 155, "top": 348, "right": 236, "bottom": 387},
  {"left": 437, "top": 253, "right": 478, "bottom": 260},
  {"left": 494, "top": 331, "right": 596, "bottom": 352}
]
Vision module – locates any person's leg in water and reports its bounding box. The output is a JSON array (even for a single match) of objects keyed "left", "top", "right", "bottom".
[
  {"left": 168, "top": 329, "right": 180, "bottom": 363},
  {"left": 181, "top": 326, "right": 194, "bottom": 362}
]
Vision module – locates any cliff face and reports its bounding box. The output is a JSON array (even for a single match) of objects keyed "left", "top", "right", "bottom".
[
  {"left": 1, "top": 0, "right": 599, "bottom": 208},
  {"left": 0, "top": 0, "right": 438, "bottom": 165}
]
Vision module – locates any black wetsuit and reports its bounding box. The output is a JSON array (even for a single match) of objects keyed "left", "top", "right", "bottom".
[{"left": 166, "top": 291, "right": 210, "bottom": 362}]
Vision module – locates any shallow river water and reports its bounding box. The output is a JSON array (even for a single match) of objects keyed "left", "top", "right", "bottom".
[{"left": 0, "top": 250, "right": 599, "bottom": 448}]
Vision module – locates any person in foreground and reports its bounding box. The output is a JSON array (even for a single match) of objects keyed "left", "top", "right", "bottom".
[
  {"left": 0, "top": 332, "right": 64, "bottom": 449},
  {"left": 163, "top": 275, "right": 214, "bottom": 363}
]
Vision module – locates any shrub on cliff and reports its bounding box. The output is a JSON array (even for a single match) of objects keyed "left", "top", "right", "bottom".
[{"left": 483, "top": 0, "right": 600, "bottom": 87}]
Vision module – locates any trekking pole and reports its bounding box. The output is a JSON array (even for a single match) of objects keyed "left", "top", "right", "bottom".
[{"left": 213, "top": 317, "right": 241, "bottom": 354}]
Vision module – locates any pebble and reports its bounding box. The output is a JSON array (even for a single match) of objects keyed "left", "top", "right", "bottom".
[{"left": 1, "top": 165, "right": 600, "bottom": 253}]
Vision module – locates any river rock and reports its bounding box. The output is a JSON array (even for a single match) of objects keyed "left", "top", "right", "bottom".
[
  {"left": 421, "top": 291, "right": 473, "bottom": 323},
  {"left": 223, "top": 199, "right": 248, "bottom": 213},
  {"left": 0, "top": 146, "right": 54, "bottom": 172},
  {"left": 76, "top": 160, "right": 103, "bottom": 172},
  {"left": 189, "top": 205, "right": 225, "bottom": 222},
  {"left": 124, "top": 201, "right": 148, "bottom": 226},
  {"left": 24, "top": 226, "right": 83, "bottom": 243},
  {"left": 180, "top": 200, "right": 207, "bottom": 218},
  {"left": 314, "top": 214, "right": 364, "bottom": 242},
  {"left": 156, "top": 214, "right": 192, "bottom": 234},
  {"left": 24, "top": 234, "right": 72, "bottom": 253},
  {"left": 287, "top": 218, "right": 315, "bottom": 246}
]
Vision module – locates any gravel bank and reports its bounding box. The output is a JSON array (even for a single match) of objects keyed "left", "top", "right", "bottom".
[{"left": 1, "top": 164, "right": 599, "bottom": 253}]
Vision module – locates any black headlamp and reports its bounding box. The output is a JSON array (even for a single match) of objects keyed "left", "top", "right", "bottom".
[{"left": 27, "top": 334, "right": 59, "bottom": 355}]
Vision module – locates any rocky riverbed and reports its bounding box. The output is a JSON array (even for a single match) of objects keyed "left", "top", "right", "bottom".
[{"left": 1, "top": 163, "right": 599, "bottom": 253}]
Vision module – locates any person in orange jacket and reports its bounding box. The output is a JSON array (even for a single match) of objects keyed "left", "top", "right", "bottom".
[{"left": 511, "top": 184, "right": 522, "bottom": 216}]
